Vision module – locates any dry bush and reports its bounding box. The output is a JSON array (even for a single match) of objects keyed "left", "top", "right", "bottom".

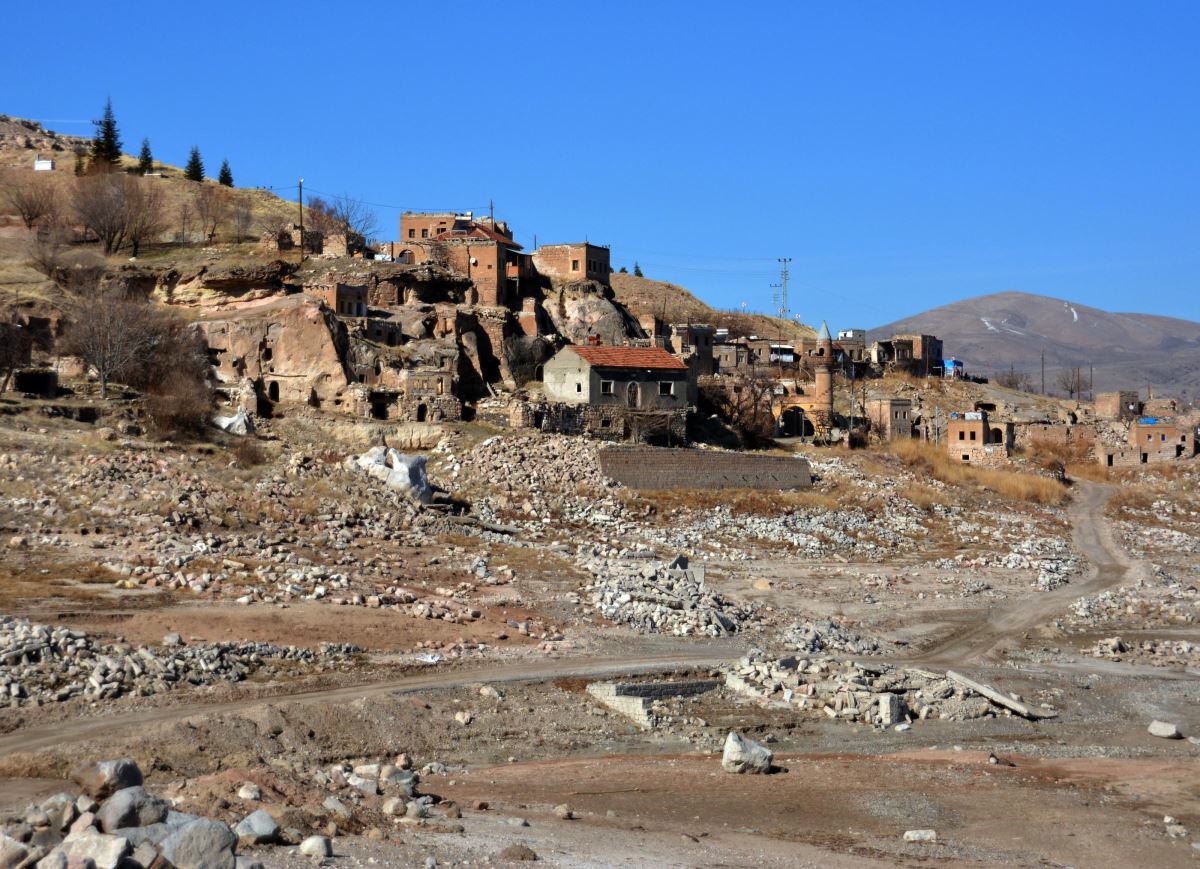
[
  {"left": 1024, "top": 436, "right": 1095, "bottom": 469},
  {"left": 1107, "top": 486, "right": 1155, "bottom": 514},
  {"left": 890, "top": 439, "right": 1068, "bottom": 506},
  {"left": 143, "top": 370, "right": 212, "bottom": 439},
  {"left": 907, "top": 483, "right": 952, "bottom": 511},
  {"left": 231, "top": 437, "right": 266, "bottom": 467}
]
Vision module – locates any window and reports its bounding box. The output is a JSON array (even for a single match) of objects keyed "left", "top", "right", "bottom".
[
  {"left": 576, "top": 382, "right": 582, "bottom": 393},
  {"left": 658, "top": 381, "right": 673, "bottom": 397},
  {"left": 600, "top": 419, "right": 611, "bottom": 428},
  {"left": 408, "top": 229, "right": 415, "bottom": 239},
  {"left": 961, "top": 454, "right": 970, "bottom": 462},
  {"left": 958, "top": 431, "right": 965, "bottom": 441},
  {"left": 571, "top": 259, "right": 580, "bottom": 271},
  {"left": 969, "top": 431, "right": 977, "bottom": 441},
  {"left": 601, "top": 381, "right": 614, "bottom": 395}
]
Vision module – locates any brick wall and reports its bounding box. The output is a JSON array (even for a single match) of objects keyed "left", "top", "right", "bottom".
[{"left": 598, "top": 447, "right": 812, "bottom": 490}]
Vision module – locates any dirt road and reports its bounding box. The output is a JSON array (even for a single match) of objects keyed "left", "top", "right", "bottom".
[
  {"left": 0, "top": 646, "right": 742, "bottom": 759},
  {"left": 919, "top": 479, "right": 1136, "bottom": 666}
]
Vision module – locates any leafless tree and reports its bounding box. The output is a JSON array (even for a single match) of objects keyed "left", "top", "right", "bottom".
[
  {"left": 72, "top": 173, "right": 129, "bottom": 254},
  {"left": 125, "top": 179, "right": 166, "bottom": 257},
  {"left": 0, "top": 170, "right": 59, "bottom": 230},
  {"left": 0, "top": 319, "right": 32, "bottom": 392},
  {"left": 58, "top": 289, "right": 171, "bottom": 397},
  {"left": 1055, "top": 366, "right": 1085, "bottom": 399},
  {"left": 193, "top": 185, "right": 228, "bottom": 242},
  {"left": 700, "top": 369, "right": 778, "bottom": 446},
  {"left": 304, "top": 196, "right": 338, "bottom": 235},
  {"left": 329, "top": 192, "right": 378, "bottom": 246},
  {"left": 994, "top": 365, "right": 1034, "bottom": 392},
  {"left": 177, "top": 202, "right": 193, "bottom": 243},
  {"left": 231, "top": 194, "right": 253, "bottom": 241}
]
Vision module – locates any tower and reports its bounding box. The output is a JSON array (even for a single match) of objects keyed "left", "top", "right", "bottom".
[{"left": 814, "top": 320, "right": 834, "bottom": 424}]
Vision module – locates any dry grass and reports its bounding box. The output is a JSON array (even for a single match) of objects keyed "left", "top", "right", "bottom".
[{"left": 889, "top": 439, "right": 1069, "bottom": 506}]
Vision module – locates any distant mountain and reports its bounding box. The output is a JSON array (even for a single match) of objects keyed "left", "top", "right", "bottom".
[{"left": 868, "top": 291, "right": 1200, "bottom": 395}]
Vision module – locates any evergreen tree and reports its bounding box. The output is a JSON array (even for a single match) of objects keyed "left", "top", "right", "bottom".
[
  {"left": 137, "top": 139, "right": 153, "bottom": 175},
  {"left": 217, "top": 159, "right": 233, "bottom": 187},
  {"left": 633, "top": 262, "right": 643, "bottom": 278},
  {"left": 184, "top": 147, "right": 205, "bottom": 182},
  {"left": 90, "top": 98, "right": 123, "bottom": 167},
  {"left": 618, "top": 265, "right": 628, "bottom": 274}
]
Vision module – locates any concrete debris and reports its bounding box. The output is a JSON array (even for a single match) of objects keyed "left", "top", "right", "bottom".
[
  {"left": 212, "top": 409, "right": 255, "bottom": 436},
  {"left": 903, "top": 829, "right": 938, "bottom": 843},
  {"left": 350, "top": 447, "right": 433, "bottom": 504},
  {"left": 1148, "top": 720, "right": 1183, "bottom": 739},
  {"left": 721, "top": 731, "right": 773, "bottom": 774},
  {"left": 781, "top": 619, "right": 884, "bottom": 655},
  {"left": 0, "top": 616, "right": 360, "bottom": 707}
]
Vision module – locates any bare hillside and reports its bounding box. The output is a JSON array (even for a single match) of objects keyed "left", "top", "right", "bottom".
[
  {"left": 870, "top": 291, "right": 1200, "bottom": 394},
  {"left": 611, "top": 272, "right": 815, "bottom": 342}
]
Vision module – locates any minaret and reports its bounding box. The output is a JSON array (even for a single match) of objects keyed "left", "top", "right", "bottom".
[{"left": 814, "top": 321, "right": 834, "bottom": 423}]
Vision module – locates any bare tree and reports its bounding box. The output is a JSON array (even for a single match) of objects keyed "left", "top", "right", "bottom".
[
  {"left": 177, "top": 202, "right": 193, "bottom": 243},
  {"left": 125, "top": 179, "right": 166, "bottom": 257},
  {"left": 0, "top": 170, "right": 59, "bottom": 230},
  {"left": 193, "top": 185, "right": 228, "bottom": 242},
  {"left": 1055, "top": 366, "right": 1084, "bottom": 399},
  {"left": 72, "top": 173, "right": 129, "bottom": 254},
  {"left": 329, "top": 192, "right": 378, "bottom": 246},
  {"left": 231, "top": 194, "right": 253, "bottom": 242},
  {"left": 304, "top": 196, "right": 338, "bottom": 235},
  {"left": 0, "top": 319, "right": 32, "bottom": 392},
  {"left": 58, "top": 289, "right": 170, "bottom": 397},
  {"left": 994, "top": 365, "right": 1034, "bottom": 392},
  {"left": 700, "top": 369, "right": 777, "bottom": 446}
]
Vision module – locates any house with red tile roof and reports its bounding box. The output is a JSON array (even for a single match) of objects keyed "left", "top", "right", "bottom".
[{"left": 543, "top": 345, "right": 690, "bottom": 410}]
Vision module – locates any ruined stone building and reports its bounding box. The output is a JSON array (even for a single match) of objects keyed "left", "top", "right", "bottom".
[
  {"left": 866, "top": 397, "right": 914, "bottom": 440},
  {"left": 1096, "top": 417, "right": 1197, "bottom": 467},
  {"left": 772, "top": 322, "right": 836, "bottom": 439},
  {"left": 945, "top": 410, "right": 1011, "bottom": 465},
  {"left": 870, "top": 334, "right": 944, "bottom": 376},
  {"left": 532, "top": 243, "right": 612, "bottom": 286}
]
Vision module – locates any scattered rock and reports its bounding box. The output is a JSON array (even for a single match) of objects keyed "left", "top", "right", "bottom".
[
  {"left": 721, "top": 731, "right": 773, "bottom": 774},
  {"left": 1149, "top": 720, "right": 1183, "bottom": 739}
]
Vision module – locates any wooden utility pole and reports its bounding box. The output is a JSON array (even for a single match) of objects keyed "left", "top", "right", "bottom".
[{"left": 297, "top": 178, "right": 304, "bottom": 264}]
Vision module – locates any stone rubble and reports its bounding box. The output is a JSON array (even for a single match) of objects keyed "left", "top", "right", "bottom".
[{"left": 0, "top": 616, "right": 361, "bottom": 707}]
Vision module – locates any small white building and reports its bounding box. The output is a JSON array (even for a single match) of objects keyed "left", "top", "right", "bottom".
[{"left": 33, "top": 157, "right": 55, "bottom": 171}]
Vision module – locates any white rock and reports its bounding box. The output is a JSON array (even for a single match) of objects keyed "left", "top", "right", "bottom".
[
  {"left": 721, "top": 731, "right": 773, "bottom": 774},
  {"left": 1148, "top": 720, "right": 1183, "bottom": 739},
  {"left": 299, "top": 835, "right": 332, "bottom": 857},
  {"left": 903, "top": 829, "right": 937, "bottom": 843}
]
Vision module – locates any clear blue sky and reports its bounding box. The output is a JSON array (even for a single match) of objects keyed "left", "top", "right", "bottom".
[{"left": 6, "top": 1, "right": 1198, "bottom": 328}]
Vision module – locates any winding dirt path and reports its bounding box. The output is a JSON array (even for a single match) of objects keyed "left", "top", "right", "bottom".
[
  {"left": 918, "top": 479, "right": 1138, "bottom": 667},
  {"left": 0, "top": 646, "right": 742, "bottom": 759}
]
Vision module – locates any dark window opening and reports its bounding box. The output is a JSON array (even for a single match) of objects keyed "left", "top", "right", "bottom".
[
  {"left": 267, "top": 381, "right": 280, "bottom": 402},
  {"left": 416, "top": 403, "right": 428, "bottom": 422}
]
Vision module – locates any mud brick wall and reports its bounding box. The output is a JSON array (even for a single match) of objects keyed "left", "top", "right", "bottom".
[{"left": 599, "top": 447, "right": 812, "bottom": 490}]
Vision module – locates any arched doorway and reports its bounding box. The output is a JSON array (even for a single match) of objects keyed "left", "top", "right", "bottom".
[
  {"left": 416, "top": 403, "right": 428, "bottom": 422},
  {"left": 626, "top": 382, "right": 639, "bottom": 408},
  {"left": 267, "top": 381, "right": 280, "bottom": 402},
  {"left": 990, "top": 427, "right": 1003, "bottom": 444}
]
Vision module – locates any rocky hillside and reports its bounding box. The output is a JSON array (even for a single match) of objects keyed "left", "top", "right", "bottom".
[
  {"left": 869, "top": 291, "right": 1200, "bottom": 394},
  {"left": 611, "top": 273, "right": 815, "bottom": 343}
]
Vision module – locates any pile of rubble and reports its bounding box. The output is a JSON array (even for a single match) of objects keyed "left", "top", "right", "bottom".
[
  {"left": 0, "top": 617, "right": 361, "bottom": 706},
  {"left": 780, "top": 619, "right": 885, "bottom": 655},
  {"left": 1068, "top": 564, "right": 1198, "bottom": 629},
  {"left": 584, "top": 557, "right": 756, "bottom": 637},
  {"left": 1088, "top": 636, "right": 1200, "bottom": 668},
  {"left": 724, "top": 651, "right": 1044, "bottom": 725}
]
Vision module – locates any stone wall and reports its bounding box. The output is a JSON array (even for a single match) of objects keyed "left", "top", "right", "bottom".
[{"left": 598, "top": 446, "right": 812, "bottom": 490}]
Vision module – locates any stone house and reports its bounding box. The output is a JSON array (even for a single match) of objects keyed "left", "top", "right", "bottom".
[
  {"left": 1098, "top": 417, "right": 1197, "bottom": 467},
  {"left": 866, "top": 398, "right": 914, "bottom": 440},
  {"left": 310, "top": 283, "right": 368, "bottom": 318},
  {"left": 945, "top": 411, "right": 1011, "bottom": 464},
  {"left": 532, "top": 243, "right": 612, "bottom": 286},
  {"left": 541, "top": 345, "right": 690, "bottom": 442},
  {"left": 1094, "top": 391, "right": 1140, "bottom": 420}
]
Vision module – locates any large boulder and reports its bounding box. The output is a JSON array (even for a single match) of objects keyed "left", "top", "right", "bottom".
[
  {"left": 233, "top": 809, "right": 278, "bottom": 845},
  {"left": 158, "top": 818, "right": 237, "bottom": 869},
  {"left": 54, "top": 829, "right": 130, "bottom": 869},
  {"left": 351, "top": 448, "right": 433, "bottom": 504},
  {"left": 721, "top": 731, "right": 773, "bottom": 774},
  {"left": 96, "top": 787, "right": 169, "bottom": 832},
  {"left": 0, "top": 833, "right": 29, "bottom": 867},
  {"left": 71, "top": 759, "right": 144, "bottom": 800}
]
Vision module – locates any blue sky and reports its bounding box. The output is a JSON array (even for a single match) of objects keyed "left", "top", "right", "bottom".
[{"left": 5, "top": 1, "right": 1198, "bottom": 328}]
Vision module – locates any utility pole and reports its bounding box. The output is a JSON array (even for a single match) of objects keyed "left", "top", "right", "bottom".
[
  {"left": 489, "top": 198, "right": 494, "bottom": 228},
  {"left": 297, "top": 178, "right": 304, "bottom": 265},
  {"left": 777, "top": 258, "right": 792, "bottom": 320},
  {"left": 1041, "top": 351, "right": 1045, "bottom": 395}
]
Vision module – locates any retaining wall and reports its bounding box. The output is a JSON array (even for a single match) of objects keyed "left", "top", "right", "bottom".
[{"left": 598, "top": 446, "right": 812, "bottom": 490}]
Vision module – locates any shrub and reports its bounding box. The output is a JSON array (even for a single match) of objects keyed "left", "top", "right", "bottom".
[
  {"left": 231, "top": 437, "right": 265, "bottom": 467},
  {"left": 890, "top": 439, "right": 1068, "bottom": 506},
  {"left": 143, "top": 370, "right": 212, "bottom": 439}
]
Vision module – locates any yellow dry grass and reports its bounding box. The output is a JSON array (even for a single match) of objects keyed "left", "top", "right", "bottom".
[
  {"left": 622, "top": 486, "right": 842, "bottom": 517},
  {"left": 889, "top": 439, "right": 1069, "bottom": 506}
]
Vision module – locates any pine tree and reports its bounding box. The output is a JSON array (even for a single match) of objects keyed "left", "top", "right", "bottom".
[
  {"left": 90, "top": 98, "right": 123, "bottom": 168},
  {"left": 618, "top": 265, "right": 628, "bottom": 274},
  {"left": 137, "top": 139, "right": 153, "bottom": 175},
  {"left": 184, "top": 147, "right": 204, "bottom": 182},
  {"left": 217, "top": 159, "right": 233, "bottom": 187},
  {"left": 633, "top": 262, "right": 643, "bottom": 278}
]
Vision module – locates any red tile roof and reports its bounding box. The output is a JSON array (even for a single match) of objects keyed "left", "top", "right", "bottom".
[
  {"left": 569, "top": 346, "right": 688, "bottom": 371},
  {"left": 433, "top": 224, "right": 523, "bottom": 249}
]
